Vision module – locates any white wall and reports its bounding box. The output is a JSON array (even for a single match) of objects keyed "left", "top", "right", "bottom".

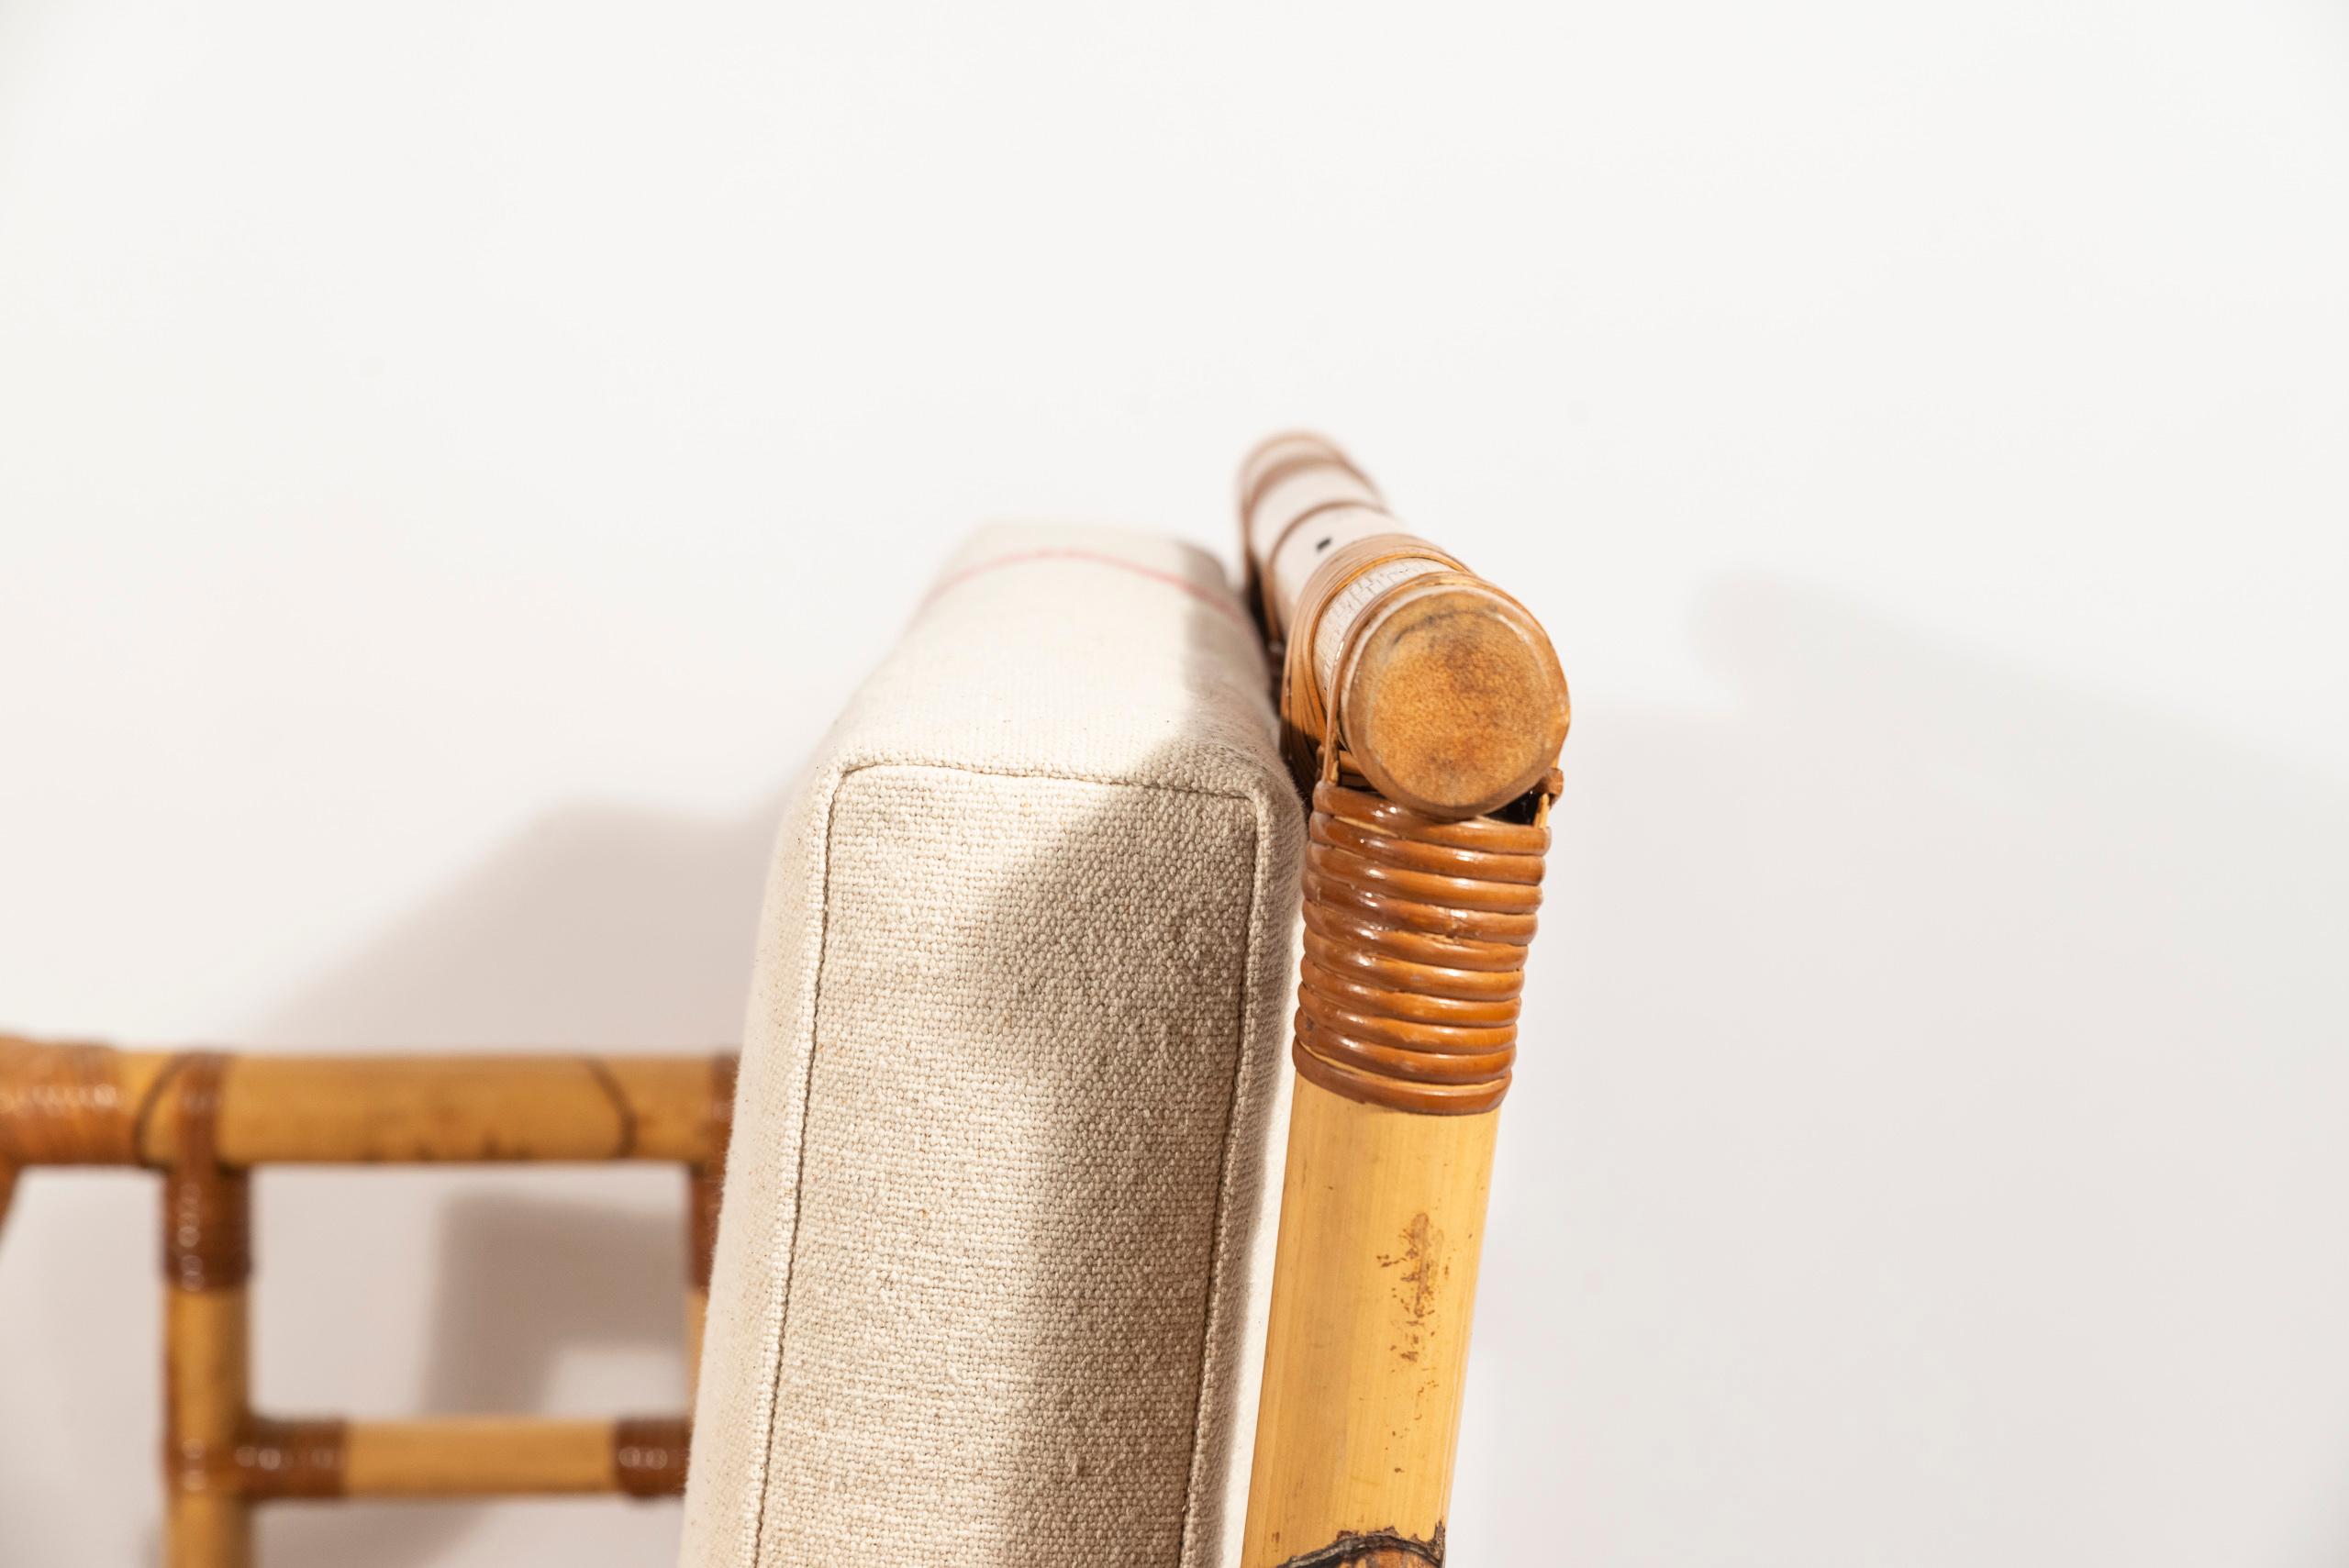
[{"left": 4, "top": 1, "right": 2345, "bottom": 1562}]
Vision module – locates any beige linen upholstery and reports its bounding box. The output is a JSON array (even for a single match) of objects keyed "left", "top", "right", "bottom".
[{"left": 681, "top": 525, "right": 1302, "bottom": 1568}]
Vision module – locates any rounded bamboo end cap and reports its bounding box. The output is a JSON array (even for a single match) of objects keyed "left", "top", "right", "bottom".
[{"left": 1341, "top": 584, "right": 1569, "bottom": 819}]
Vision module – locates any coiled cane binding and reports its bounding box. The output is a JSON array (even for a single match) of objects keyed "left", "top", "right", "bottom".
[{"left": 1295, "top": 782, "right": 1549, "bottom": 1115}]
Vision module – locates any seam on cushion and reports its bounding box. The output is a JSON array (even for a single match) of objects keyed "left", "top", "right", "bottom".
[
  {"left": 1184, "top": 788, "right": 1297, "bottom": 1568},
  {"left": 916, "top": 546, "right": 1258, "bottom": 636},
  {"left": 1174, "top": 784, "right": 1281, "bottom": 1568},
  {"left": 740, "top": 757, "right": 1283, "bottom": 1567},
  {"left": 741, "top": 765, "right": 848, "bottom": 1568},
  {"left": 824, "top": 748, "right": 1284, "bottom": 808}
]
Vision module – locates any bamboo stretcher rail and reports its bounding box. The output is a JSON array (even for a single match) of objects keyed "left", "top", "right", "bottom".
[
  {"left": 0, "top": 1034, "right": 732, "bottom": 1568},
  {"left": 0, "top": 1040, "right": 722, "bottom": 1167},
  {"left": 1237, "top": 433, "right": 1569, "bottom": 1568},
  {"left": 334, "top": 1417, "right": 693, "bottom": 1497}
]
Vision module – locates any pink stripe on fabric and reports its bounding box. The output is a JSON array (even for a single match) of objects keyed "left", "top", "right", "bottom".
[{"left": 918, "top": 548, "right": 1254, "bottom": 634}]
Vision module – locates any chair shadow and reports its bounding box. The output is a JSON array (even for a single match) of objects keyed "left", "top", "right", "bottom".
[
  {"left": 1459, "top": 576, "right": 2349, "bottom": 1567},
  {"left": 237, "top": 793, "right": 783, "bottom": 1567}
]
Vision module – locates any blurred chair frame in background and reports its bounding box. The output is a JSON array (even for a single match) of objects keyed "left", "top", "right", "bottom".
[{"left": 0, "top": 1041, "right": 733, "bottom": 1563}]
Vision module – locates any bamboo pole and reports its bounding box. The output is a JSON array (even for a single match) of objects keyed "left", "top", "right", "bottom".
[
  {"left": 1238, "top": 434, "right": 1568, "bottom": 1568},
  {"left": 685, "top": 1288, "right": 708, "bottom": 1402},
  {"left": 331, "top": 1417, "right": 688, "bottom": 1496},
  {"left": 163, "top": 1055, "right": 253, "bottom": 1568},
  {"left": 0, "top": 1039, "right": 724, "bottom": 1168},
  {"left": 1245, "top": 1082, "right": 1495, "bottom": 1563},
  {"left": 166, "top": 1290, "right": 251, "bottom": 1568},
  {"left": 685, "top": 1054, "right": 734, "bottom": 1407},
  {"left": 173, "top": 1053, "right": 715, "bottom": 1165}
]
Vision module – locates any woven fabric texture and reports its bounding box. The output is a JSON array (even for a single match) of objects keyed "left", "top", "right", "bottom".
[{"left": 679, "top": 525, "right": 1302, "bottom": 1568}]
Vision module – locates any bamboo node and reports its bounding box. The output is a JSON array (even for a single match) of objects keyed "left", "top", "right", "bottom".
[
  {"left": 238, "top": 1418, "right": 350, "bottom": 1499},
  {"left": 162, "top": 1054, "right": 250, "bottom": 1291},
  {"left": 1275, "top": 1523, "right": 1446, "bottom": 1567},
  {"left": 612, "top": 1417, "right": 692, "bottom": 1497},
  {"left": 165, "top": 1435, "right": 241, "bottom": 1496}
]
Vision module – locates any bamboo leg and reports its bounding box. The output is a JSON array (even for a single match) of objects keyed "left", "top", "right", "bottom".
[
  {"left": 162, "top": 1056, "right": 251, "bottom": 1568},
  {"left": 685, "top": 1287, "right": 708, "bottom": 1404},
  {"left": 685, "top": 1053, "right": 733, "bottom": 1412},
  {"left": 1238, "top": 776, "right": 1552, "bottom": 1567},
  {"left": 167, "top": 1289, "right": 250, "bottom": 1568},
  {"left": 685, "top": 1158, "right": 721, "bottom": 1406},
  {"left": 1241, "top": 1084, "right": 1494, "bottom": 1566},
  {"left": 1, "top": 1040, "right": 730, "bottom": 1170}
]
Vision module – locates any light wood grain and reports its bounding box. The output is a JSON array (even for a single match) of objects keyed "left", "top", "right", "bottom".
[
  {"left": 341, "top": 1418, "right": 620, "bottom": 1496},
  {"left": 166, "top": 1286, "right": 251, "bottom": 1568},
  {"left": 118, "top": 1051, "right": 718, "bottom": 1165},
  {"left": 1241, "top": 1078, "right": 1497, "bottom": 1566},
  {"left": 685, "top": 1287, "right": 708, "bottom": 1407}
]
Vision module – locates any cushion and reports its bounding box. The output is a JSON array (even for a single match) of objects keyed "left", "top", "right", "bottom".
[{"left": 680, "top": 524, "right": 1302, "bottom": 1568}]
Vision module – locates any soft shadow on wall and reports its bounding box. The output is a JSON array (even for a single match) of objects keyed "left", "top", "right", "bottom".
[
  {"left": 242, "top": 794, "right": 785, "bottom": 1567},
  {"left": 0, "top": 791, "right": 788, "bottom": 1568},
  {"left": 1462, "top": 578, "right": 2349, "bottom": 1568}
]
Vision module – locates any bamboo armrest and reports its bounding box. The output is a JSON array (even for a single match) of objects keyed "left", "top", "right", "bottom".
[
  {"left": 1241, "top": 431, "right": 1569, "bottom": 821},
  {"left": 1237, "top": 434, "right": 1571, "bottom": 1568}
]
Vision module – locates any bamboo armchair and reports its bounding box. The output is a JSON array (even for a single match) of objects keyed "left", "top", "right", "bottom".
[{"left": 0, "top": 435, "right": 1569, "bottom": 1568}]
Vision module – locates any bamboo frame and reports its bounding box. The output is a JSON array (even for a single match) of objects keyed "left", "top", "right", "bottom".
[
  {"left": 0, "top": 1036, "right": 730, "bottom": 1568},
  {"left": 1238, "top": 433, "right": 1570, "bottom": 1568},
  {"left": 6, "top": 434, "right": 1564, "bottom": 1567}
]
